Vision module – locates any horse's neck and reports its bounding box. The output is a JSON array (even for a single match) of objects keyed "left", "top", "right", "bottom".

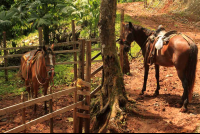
[
  {"left": 37, "top": 55, "right": 47, "bottom": 77},
  {"left": 134, "top": 30, "right": 150, "bottom": 48}
]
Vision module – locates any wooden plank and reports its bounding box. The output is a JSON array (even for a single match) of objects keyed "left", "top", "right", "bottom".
[
  {"left": 0, "top": 41, "right": 80, "bottom": 51},
  {"left": 0, "top": 53, "right": 23, "bottom": 58},
  {"left": 55, "top": 61, "right": 78, "bottom": 65},
  {"left": 92, "top": 60, "right": 103, "bottom": 63},
  {"left": 77, "top": 105, "right": 90, "bottom": 111},
  {"left": 91, "top": 48, "right": 101, "bottom": 51},
  {"left": 91, "top": 65, "right": 103, "bottom": 78},
  {"left": 77, "top": 90, "right": 90, "bottom": 96},
  {"left": 78, "top": 39, "right": 85, "bottom": 79},
  {"left": 86, "top": 38, "right": 100, "bottom": 43},
  {"left": 5, "top": 101, "right": 83, "bottom": 133},
  {"left": 0, "top": 45, "right": 38, "bottom": 51},
  {"left": 72, "top": 20, "right": 77, "bottom": 81},
  {"left": 91, "top": 52, "right": 101, "bottom": 61},
  {"left": 0, "top": 66, "right": 20, "bottom": 70},
  {"left": 54, "top": 49, "right": 79, "bottom": 54},
  {"left": 77, "top": 39, "right": 85, "bottom": 133},
  {"left": 0, "top": 87, "right": 76, "bottom": 116},
  {"left": 73, "top": 86, "right": 78, "bottom": 133},
  {"left": 0, "top": 61, "right": 78, "bottom": 70},
  {"left": 49, "top": 87, "right": 53, "bottom": 133},
  {"left": 85, "top": 41, "right": 91, "bottom": 133},
  {"left": 90, "top": 85, "right": 102, "bottom": 98},
  {"left": 54, "top": 41, "right": 80, "bottom": 47},
  {"left": 76, "top": 113, "right": 90, "bottom": 119},
  {"left": 21, "top": 92, "right": 26, "bottom": 133}
]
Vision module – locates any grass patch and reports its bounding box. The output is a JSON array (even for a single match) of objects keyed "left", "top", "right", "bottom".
[{"left": 0, "top": 70, "right": 25, "bottom": 97}]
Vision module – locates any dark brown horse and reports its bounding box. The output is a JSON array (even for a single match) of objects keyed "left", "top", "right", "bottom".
[
  {"left": 124, "top": 22, "right": 198, "bottom": 112},
  {"left": 20, "top": 44, "right": 55, "bottom": 113}
]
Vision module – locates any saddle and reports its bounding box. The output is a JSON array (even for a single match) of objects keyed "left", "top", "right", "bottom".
[
  {"left": 145, "top": 25, "right": 178, "bottom": 66},
  {"left": 145, "top": 26, "right": 194, "bottom": 66},
  {"left": 22, "top": 49, "right": 42, "bottom": 81}
]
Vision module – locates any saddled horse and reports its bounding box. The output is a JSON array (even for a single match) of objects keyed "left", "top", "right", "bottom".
[
  {"left": 19, "top": 44, "right": 55, "bottom": 113},
  {"left": 123, "top": 22, "right": 198, "bottom": 112}
]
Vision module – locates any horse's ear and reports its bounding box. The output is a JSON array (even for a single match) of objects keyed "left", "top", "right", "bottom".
[
  {"left": 129, "top": 22, "right": 133, "bottom": 30},
  {"left": 51, "top": 44, "right": 54, "bottom": 50}
]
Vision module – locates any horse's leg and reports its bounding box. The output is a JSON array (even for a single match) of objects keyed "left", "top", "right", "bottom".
[
  {"left": 33, "top": 84, "right": 39, "bottom": 113},
  {"left": 177, "top": 70, "right": 188, "bottom": 112},
  {"left": 43, "top": 83, "right": 49, "bottom": 114},
  {"left": 180, "top": 77, "right": 189, "bottom": 112},
  {"left": 25, "top": 81, "right": 31, "bottom": 100},
  {"left": 140, "top": 64, "right": 150, "bottom": 95},
  {"left": 153, "top": 64, "right": 160, "bottom": 96}
]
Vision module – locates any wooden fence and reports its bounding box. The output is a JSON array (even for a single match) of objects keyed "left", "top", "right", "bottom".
[
  {"left": 0, "top": 36, "right": 103, "bottom": 133},
  {"left": 0, "top": 20, "right": 101, "bottom": 81}
]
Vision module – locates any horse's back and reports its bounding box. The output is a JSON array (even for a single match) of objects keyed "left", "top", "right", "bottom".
[
  {"left": 20, "top": 50, "right": 39, "bottom": 80},
  {"left": 156, "top": 33, "right": 193, "bottom": 67},
  {"left": 164, "top": 35, "right": 192, "bottom": 69}
]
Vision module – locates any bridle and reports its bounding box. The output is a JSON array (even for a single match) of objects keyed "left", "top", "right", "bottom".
[{"left": 35, "top": 50, "right": 55, "bottom": 86}]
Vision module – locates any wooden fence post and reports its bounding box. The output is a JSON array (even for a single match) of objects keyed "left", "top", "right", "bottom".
[
  {"left": 72, "top": 20, "right": 77, "bottom": 81},
  {"left": 21, "top": 92, "right": 26, "bottom": 133},
  {"left": 78, "top": 39, "right": 85, "bottom": 80},
  {"left": 38, "top": 27, "right": 43, "bottom": 47},
  {"left": 73, "top": 85, "right": 78, "bottom": 133},
  {"left": 49, "top": 87, "right": 53, "bottom": 133},
  {"left": 76, "top": 39, "right": 85, "bottom": 133},
  {"left": 3, "top": 31, "right": 8, "bottom": 81},
  {"left": 84, "top": 41, "right": 91, "bottom": 133},
  {"left": 120, "top": 10, "right": 124, "bottom": 73}
]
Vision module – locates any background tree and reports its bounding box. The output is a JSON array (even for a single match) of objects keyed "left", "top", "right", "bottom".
[{"left": 92, "top": 0, "right": 127, "bottom": 133}]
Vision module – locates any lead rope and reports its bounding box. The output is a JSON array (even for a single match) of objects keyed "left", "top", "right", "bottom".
[{"left": 35, "top": 55, "right": 49, "bottom": 86}]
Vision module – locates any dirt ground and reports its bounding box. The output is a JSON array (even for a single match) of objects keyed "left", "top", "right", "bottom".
[
  {"left": 118, "top": 1, "right": 200, "bottom": 133},
  {"left": 1, "top": 1, "right": 200, "bottom": 133}
]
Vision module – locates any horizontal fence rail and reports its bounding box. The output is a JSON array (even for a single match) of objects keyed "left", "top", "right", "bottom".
[
  {"left": 0, "top": 87, "right": 77, "bottom": 116},
  {"left": 0, "top": 41, "right": 81, "bottom": 51},
  {"left": 5, "top": 101, "right": 83, "bottom": 133}
]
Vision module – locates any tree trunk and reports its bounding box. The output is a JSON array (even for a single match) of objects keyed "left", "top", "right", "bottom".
[
  {"left": 123, "top": 53, "right": 130, "bottom": 74},
  {"left": 93, "top": 0, "right": 127, "bottom": 132},
  {"left": 43, "top": 25, "right": 49, "bottom": 45}
]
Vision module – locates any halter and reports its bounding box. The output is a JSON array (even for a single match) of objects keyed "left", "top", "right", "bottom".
[{"left": 35, "top": 51, "right": 55, "bottom": 86}]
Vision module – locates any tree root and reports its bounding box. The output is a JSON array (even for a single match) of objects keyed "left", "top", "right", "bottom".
[{"left": 92, "top": 96, "right": 128, "bottom": 133}]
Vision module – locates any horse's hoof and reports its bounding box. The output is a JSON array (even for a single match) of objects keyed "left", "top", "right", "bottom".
[{"left": 180, "top": 107, "right": 187, "bottom": 113}]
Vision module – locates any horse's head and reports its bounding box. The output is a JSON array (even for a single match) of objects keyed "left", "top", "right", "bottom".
[
  {"left": 42, "top": 44, "right": 55, "bottom": 79},
  {"left": 124, "top": 22, "right": 135, "bottom": 53}
]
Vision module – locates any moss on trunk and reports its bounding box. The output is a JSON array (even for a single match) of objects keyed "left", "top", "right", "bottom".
[{"left": 92, "top": 0, "right": 128, "bottom": 132}]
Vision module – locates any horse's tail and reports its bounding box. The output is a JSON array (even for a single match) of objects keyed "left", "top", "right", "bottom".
[{"left": 186, "top": 42, "right": 198, "bottom": 102}]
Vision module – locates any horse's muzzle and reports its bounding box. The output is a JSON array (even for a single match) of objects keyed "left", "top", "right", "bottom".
[{"left": 48, "top": 69, "right": 55, "bottom": 78}]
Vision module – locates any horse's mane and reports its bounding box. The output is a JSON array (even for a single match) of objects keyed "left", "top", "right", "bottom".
[{"left": 133, "top": 25, "right": 154, "bottom": 36}]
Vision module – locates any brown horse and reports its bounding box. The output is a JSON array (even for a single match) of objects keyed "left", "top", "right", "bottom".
[
  {"left": 19, "top": 44, "right": 55, "bottom": 113},
  {"left": 124, "top": 22, "right": 198, "bottom": 112}
]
